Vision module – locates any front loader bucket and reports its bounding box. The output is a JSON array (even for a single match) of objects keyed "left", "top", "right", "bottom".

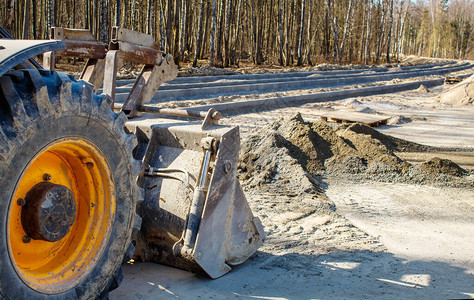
[{"left": 126, "top": 116, "right": 265, "bottom": 278}]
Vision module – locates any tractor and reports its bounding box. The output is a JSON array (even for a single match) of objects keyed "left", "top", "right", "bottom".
[{"left": 0, "top": 26, "right": 264, "bottom": 299}]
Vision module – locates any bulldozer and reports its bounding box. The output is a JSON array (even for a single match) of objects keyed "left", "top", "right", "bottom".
[{"left": 0, "top": 26, "right": 264, "bottom": 299}]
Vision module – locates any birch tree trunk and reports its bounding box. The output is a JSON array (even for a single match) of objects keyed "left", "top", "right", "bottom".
[
  {"left": 115, "top": 0, "right": 120, "bottom": 26},
  {"left": 376, "top": 0, "right": 386, "bottom": 63},
  {"left": 179, "top": 0, "right": 186, "bottom": 56},
  {"left": 233, "top": 0, "right": 242, "bottom": 49},
  {"left": 193, "top": 0, "right": 205, "bottom": 67},
  {"left": 147, "top": 0, "right": 152, "bottom": 34},
  {"left": 22, "top": 0, "right": 30, "bottom": 38},
  {"left": 48, "top": 0, "right": 54, "bottom": 37},
  {"left": 386, "top": 0, "right": 394, "bottom": 62},
  {"left": 210, "top": 0, "right": 217, "bottom": 66},
  {"left": 5, "top": 0, "right": 16, "bottom": 34},
  {"left": 160, "top": 3, "right": 165, "bottom": 49},
  {"left": 305, "top": 0, "right": 313, "bottom": 65},
  {"left": 215, "top": 0, "right": 225, "bottom": 65},
  {"left": 326, "top": 0, "right": 339, "bottom": 62},
  {"left": 339, "top": 0, "right": 354, "bottom": 63},
  {"left": 131, "top": 0, "right": 136, "bottom": 30},
  {"left": 32, "top": 0, "right": 36, "bottom": 38},
  {"left": 202, "top": 2, "right": 210, "bottom": 58},
  {"left": 279, "top": 0, "right": 285, "bottom": 65},
  {"left": 223, "top": 0, "right": 232, "bottom": 67},
  {"left": 397, "top": 1, "right": 409, "bottom": 59},
  {"left": 173, "top": 0, "right": 181, "bottom": 62},
  {"left": 100, "top": 0, "right": 108, "bottom": 43},
  {"left": 364, "top": 0, "right": 372, "bottom": 64},
  {"left": 297, "top": 0, "right": 306, "bottom": 66}
]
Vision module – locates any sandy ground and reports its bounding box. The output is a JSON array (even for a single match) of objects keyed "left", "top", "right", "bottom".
[
  {"left": 112, "top": 184, "right": 473, "bottom": 300},
  {"left": 325, "top": 181, "right": 474, "bottom": 273},
  {"left": 111, "top": 68, "right": 473, "bottom": 299}
]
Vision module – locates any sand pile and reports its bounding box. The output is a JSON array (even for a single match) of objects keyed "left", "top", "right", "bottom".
[
  {"left": 239, "top": 126, "right": 318, "bottom": 194},
  {"left": 438, "top": 74, "right": 474, "bottom": 106},
  {"left": 239, "top": 113, "right": 470, "bottom": 187},
  {"left": 421, "top": 157, "right": 467, "bottom": 177},
  {"left": 415, "top": 84, "right": 430, "bottom": 93}
]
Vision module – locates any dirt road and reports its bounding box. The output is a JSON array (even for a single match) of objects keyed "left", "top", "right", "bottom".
[
  {"left": 111, "top": 63, "right": 474, "bottom": 299},
  {"left": 112, "top": 183, "right": 473, "bottom": 299}
]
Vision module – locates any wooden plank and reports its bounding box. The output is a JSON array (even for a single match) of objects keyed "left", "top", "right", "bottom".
[
  {"left": 444, "top": 76, "right": 463, "bottom": 84},
  {"left": 320, "top": 110, "right": 391, "bottom": 127}
]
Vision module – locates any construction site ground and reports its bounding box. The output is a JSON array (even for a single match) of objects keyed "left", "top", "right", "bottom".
[{"left": 111, "top": 59, "right": 474, "bottom": 299}]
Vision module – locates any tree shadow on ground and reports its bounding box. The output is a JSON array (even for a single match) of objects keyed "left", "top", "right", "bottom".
[{"left": 112, "top": 249, "right": 474, "bottom": 299}]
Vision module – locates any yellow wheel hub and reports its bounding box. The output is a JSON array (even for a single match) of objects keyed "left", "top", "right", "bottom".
[{"left": 7, "top": 138, "right": 115, "bottom": 294}]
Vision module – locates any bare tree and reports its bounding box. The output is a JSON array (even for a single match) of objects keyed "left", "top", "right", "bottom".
[
  {"left": 224, "top": 0, "right": 232, "bottom": 67},
  {"left": 32, "top": 0, "right": 36, "bottom": 38},
  {"left": 326, "top": 0, "right": 339, "bottom": 62},
  {"left": 159, "top": 3, "right": 165, "bottom": 50},
  {"left": 100, "top": 0, "right": 108, "bottom": 43},
  {"left": 115, "top": 0, "right": 121, "bottom": 26},
  {"left": 215, "top": 0, "right": 225, "bottom": 65},
  {"left": 5, "top": 0, "right": 16, "bottom": 34},
  {"left": 386, "top": 0, "right": 394, "bottom": 62},
  {"left": 147, "top": 0, "right": 153, "bottom": 34},
  {"left": 22, "top": 0, "right": 30, "bottom": 38},
  {"left": 3, "top": 0, "right": 472, "bottom": 67},
  {"left": 193, "top": 0, "right": 205, "bottom": 67},
  {"left": 339, "top": 0, "right": 354, "bottom": 63},
  {"left": 232, "top": 0, "right": 243, "bottom": 65},
  {"left": 131, "top": 0, "right": 136, "bottom": 30},
  {"left": 48, "top": 0, "right": 54, "bottom": 37},
  {"left": 279, "top": 0, "right": 285, "bottom": 65},
  {"left": 173, "top": 0, "right": 181, "bottom": 62},
  {"left": 297, "top": 0, "right": 306, "bottom": 66},
  {"left": 364, "top": 0, "right": 372, "bottom": 64},
  {"left": 210, "top": 0, "right": 217, "bottom": 66},
  {"left": 376, "top": 0, "right": 387, "bottom": 63},
  {"left": 179, "top": 0, "right": 186, "bottom": 56}
]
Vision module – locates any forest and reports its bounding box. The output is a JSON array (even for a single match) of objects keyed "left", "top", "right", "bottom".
[{"left": 1, "top": 0, "right": 473, "bottom": 67}]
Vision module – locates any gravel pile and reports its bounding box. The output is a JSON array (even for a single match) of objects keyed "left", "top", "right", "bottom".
[{"left": 239, "top": 113, "right": 472, "bottom": 188}]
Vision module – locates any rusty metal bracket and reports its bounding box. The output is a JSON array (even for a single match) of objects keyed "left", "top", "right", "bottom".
[
  {"left": 49, "top": 27, "right": 107, "bottom": 59},
  {"left": 42, "top": 27, "right": 107, "bottom": 92},
  {"left": 121, "top": 57, "right": 176, "bottom": 117},
  {"left": 201, "top": 108, "right": 220, "bottom": 130},
  {"left": 40, "top": 26, "right": 179, "bottom": 115},
  {"left": 107, "top": 27, "right": 178, "bottom": 117},
  {"left": 103, "top": 50, "right": 120, "bottom": 101},
  {"left": 80, "top": 58, "right": 106, "bottom": 92}
]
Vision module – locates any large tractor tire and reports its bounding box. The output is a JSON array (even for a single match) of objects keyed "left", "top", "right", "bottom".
[{"left": 0, "top": 69, "right": 142, "bottom": 299}]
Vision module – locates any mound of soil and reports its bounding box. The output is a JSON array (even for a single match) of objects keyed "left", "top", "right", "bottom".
[
  {"left": 239, "top": 128, "right": 318, "bottom": 194},
  {"left": 336, "top": 123, "right": 431, "bottom": 152},
  {"left": 415, "top": 84, "right": 430, "bottom": 93},
  {"left": 438, "top": 74, "right": 474, "bottom": 106},
  {"left": 421, "top": 157, "right": 467, "bottom": 177},
  {"left": 179, "top": 66, "right": 241, "bottom": 77},
  {"left": 239, "top": 113, "right": 471, "bottom": 188}
]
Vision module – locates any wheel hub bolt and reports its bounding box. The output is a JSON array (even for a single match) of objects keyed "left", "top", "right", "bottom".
[
  {"left": 43, "top": 173, "right": 52, "bottom": 181},
  {"left": 17, "top": 198, "right": 26, "bottom": 206}
]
